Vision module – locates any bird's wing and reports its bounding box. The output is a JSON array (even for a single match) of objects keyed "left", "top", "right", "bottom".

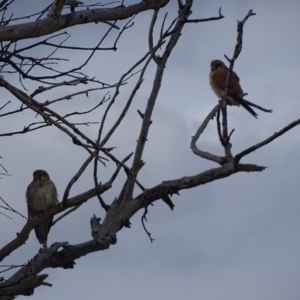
[
  {"left": 212, "top": 68, "right": 244, "bottom": 96},
  {"left": 50, "top": 180, "right": 59, "bottom": 204},
  {"left": 26, "top": 184, "right": 36, "bottom": 218},
  {"left": 212, "top": 68, "right": 258, "bottom": 118}
]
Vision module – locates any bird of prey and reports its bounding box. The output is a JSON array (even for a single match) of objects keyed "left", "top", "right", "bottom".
[
  {"left": 209, "top": 59, "right": 259, "bottom": 118},
  {"left": 26, "top": 170, "right": 58, "bottom": 246}
]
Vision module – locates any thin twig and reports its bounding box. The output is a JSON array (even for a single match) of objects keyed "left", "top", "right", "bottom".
[{"left": 235, "top": 118, "right": 300, "bottom": 163}]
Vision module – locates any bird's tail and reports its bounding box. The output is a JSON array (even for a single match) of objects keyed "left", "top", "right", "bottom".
[
  {"left": 230, "top": 95, "right": 258, "bottom": 118},
  {"left": 243, "top": 99, "right": 273, "bottom": 113}
]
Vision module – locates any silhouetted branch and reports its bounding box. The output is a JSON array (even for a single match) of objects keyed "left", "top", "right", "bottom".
[
  {"left": 186, "top": 7, "right": 224, "bottom": 23},
  {"left": 0, "top": 197, "right": 27, "bottom": 219},
  {"left": 235, "top": 118, "right": 300, "bottom": 163}
]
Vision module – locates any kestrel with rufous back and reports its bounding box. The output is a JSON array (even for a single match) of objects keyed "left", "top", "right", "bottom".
[{"left": 209, "top": 59, "right": 258, "bottom": 118}]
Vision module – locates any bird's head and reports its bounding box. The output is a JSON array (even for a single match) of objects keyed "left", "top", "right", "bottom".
[
  {"left": 32, "top": 170, "right": 50, "bottom": 181},
  {"left": 210, "top": 59, "right": 226, "bottom": 71}
]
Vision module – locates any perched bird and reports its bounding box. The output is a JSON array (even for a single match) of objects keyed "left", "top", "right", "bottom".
[
  {"left": 26, "top": 170, "right": 58, "bottom": 246},
  {"left": 209, "top": 59, "right": 258, "bottom": 118}
]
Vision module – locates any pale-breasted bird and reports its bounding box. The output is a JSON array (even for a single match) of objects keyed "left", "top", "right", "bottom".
[
  {"left": 26, "top": 170, "right": 58, "bottom": 246},
  {"left": 209, "top": 59, "right": 258, "bottom": 118}
]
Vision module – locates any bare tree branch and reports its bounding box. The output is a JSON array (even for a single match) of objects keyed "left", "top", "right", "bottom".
[
  {"left": 235, "top": 118, "right": 300, "bottom": 163},
  {"left": 0, "top": 0, "right": 170, "bottom": 42},
  {"left": 1, "top": 2, "right": 298, "bottom": 298}
]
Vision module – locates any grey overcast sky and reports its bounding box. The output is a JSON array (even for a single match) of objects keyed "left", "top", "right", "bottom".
[{"left": 1, "top": 0, "right": 300, "bottom": 299}]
